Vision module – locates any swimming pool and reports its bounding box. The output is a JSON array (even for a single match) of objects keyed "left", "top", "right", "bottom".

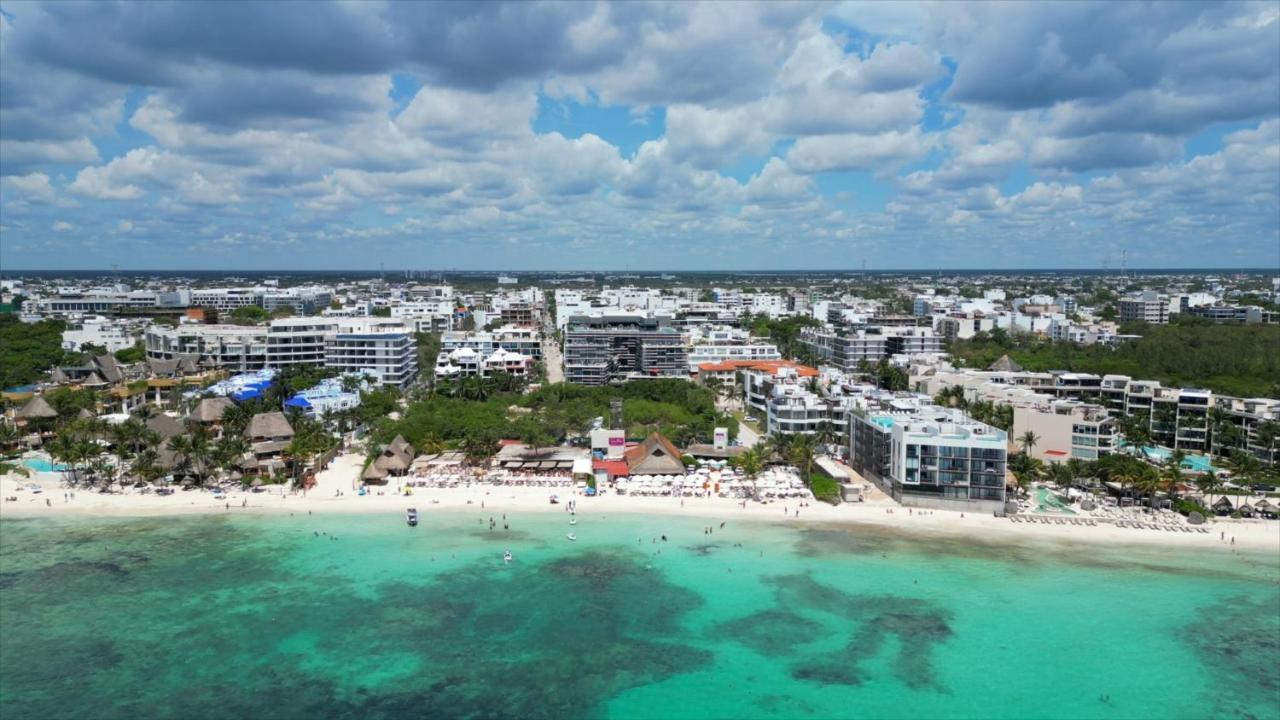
[
  {"left": 1124, "top": 443, "right": 1219, "bottom": 473},
  {"left": 1034, "top": 486, "right": 1077, "bottom": 515},
  {"left": 22, "top": 457, "right": 70, "bottom": 473}
]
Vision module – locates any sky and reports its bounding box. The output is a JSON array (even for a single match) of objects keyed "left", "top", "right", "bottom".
[{"left": 1, "top": 0, "right": 1278, "bottom": 271}]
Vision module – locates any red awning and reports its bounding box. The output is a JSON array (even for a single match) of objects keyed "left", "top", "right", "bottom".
[
  {"left": 593, "top": 460, "right": 629, "bottom": 477},
  {"left": 1044, "top": 450, "right": 1068, "bottom": 456}
]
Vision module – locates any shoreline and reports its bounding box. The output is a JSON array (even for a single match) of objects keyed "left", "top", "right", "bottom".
[{"left": 5, "top": 454, "right": 1279, "bottom": 555}]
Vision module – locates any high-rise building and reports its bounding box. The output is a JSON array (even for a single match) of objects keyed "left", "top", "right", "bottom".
[{"left": 563, "top": 314, "right": 687, "bottom": 385}]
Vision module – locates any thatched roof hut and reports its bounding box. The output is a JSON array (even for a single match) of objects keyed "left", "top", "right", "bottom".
[
  {"left": 362, "top": 462, "right": 388, "bottom": 483},
  {"left": 988, "top": 354, "right": 1024, "bottom": 372},
  {"left": 187, "top": 397, "right": 235, "bottom": 424},
  {"left": 145, "top": 413, "right": 186, "bottom": 440},
  {"left": 245, "top": 412, "right": 294, "bottom": 441},
  {"left": 16, "top": 395, "right": 57, "bottom": 419}
]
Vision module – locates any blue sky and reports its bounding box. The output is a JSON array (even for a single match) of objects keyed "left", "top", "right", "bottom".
[{"left": 1, "top": 1, "right": 1278, "bottom": 270}]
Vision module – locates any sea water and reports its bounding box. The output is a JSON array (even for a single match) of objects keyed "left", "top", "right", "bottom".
[{"left": 1, "top": 511, "right": 1276, "bottom": 720}]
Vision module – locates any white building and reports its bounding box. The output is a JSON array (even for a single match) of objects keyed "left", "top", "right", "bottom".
[
  {"left": 61, "top": 316, "right": 139, "bottom": 352},
  {"left": 1118, "top": 291, "right": 1170, "bottom": 324},
  {"left": 849, "top": 395, "right": 1007, "bottom": 511}
]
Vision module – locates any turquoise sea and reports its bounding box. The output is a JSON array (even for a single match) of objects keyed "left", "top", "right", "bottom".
[{"left": 1, "top": 511, "right": 1277, "bottom": 720}]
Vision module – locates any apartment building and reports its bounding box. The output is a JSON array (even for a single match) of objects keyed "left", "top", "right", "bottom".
[
  {"left": 441, "top": 326, "right": 542, "bottom": 360},
  {"left": 936, "top": 314, "right": 995, "bottom": 341},
  {"left": 324, "top": 319, "right": 418, "bottom": 388},
  {"left": 923, "top": 368, "right": 1279, "bottom": 464},
  {"left": 1118, "top": 291, "right": 1170, "bottom": 324},
  {"left": 1012, "top": 400, "right": 1118, "bottom": 463},
  {"left": 146, "top": 318, "right": 417, "bottom": 387},
  {"left": 61, "top": 315, "right": 140, "bottom": 352},
  {"left": 740, "top": 363, "right": 822, "bottom": 417},
  {"left": 1184, "top": 304, "right": 1265, "bottom": 324},
  {"left": 799, "top": 326, "right": 944, "bottom": 369},
  {"left": 145, "top": 324, "right": 269, "bottom": 371},
  {"left": 34, "top": 290, "right": 164, "bottom": 315},
  {"left": 435, "top": 348, "right": 532, "bottom": 379},
  {"left": 562, "top": 314, "right": 687, "bottom": 385},
  {"left": 498, "top": 303, "right": 537, "bottom": 327},
  {"left": 849, "top": 397, "right": 1007, "bottom": 511}
]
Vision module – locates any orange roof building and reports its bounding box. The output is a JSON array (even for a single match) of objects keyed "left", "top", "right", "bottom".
[{"left": 696, "top": 359, "right": 818, "bottom": 378}]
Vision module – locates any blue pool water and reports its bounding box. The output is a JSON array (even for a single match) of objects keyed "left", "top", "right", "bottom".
[
  {"left": 1125, "top": 444, "right": 1219, "bottom": 473},
  {"left": 22, "top": 458, "right": 69, "bottom": 473}
]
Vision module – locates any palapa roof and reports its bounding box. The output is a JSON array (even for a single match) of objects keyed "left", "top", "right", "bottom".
[
  {"left": 145, "top": 413, "right": 186, "bottom": 440},
  {"left": 148, "top": 355, "right": 202, "bottom": 378},
  {"left": 188, "top": 397, "right": 235, "bottom": 423},
  {"left": 82, "top": 371, "right": 107, "bottom": 387},
  {"left": 93, "top": 355, "right": 124, "bottom": 384},
  {"left": 362, "top": 462, "right": 388, "bottom": 480},
  {"left": 988, "top": 354, "right": 1024, "bottom": 372},
  {"left": 244, "top": 412, "right": 294, "bottom": 441},
  {"left": 16, "top": 395, "right": 58, "bottom": 419},
  {"left": 623, "top": 432, "right": 687, "bottom": 476},
  {"left": 76, "top": 408, "right": 96, "bottom": 420},
  {"left": 387, "top": 434, "right": 414, "bottom": 460}
]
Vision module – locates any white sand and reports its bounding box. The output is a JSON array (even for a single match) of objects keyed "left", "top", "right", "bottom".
[{"left": 4, "top": 452, "right": 1279, "bottom": 555}]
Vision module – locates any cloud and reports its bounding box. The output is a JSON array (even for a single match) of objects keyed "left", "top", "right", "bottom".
[
  {"left": 787, "top": 128, "right": 933, "bottom": 173},
  {"left": 0, "top": 1, "right": 1276, "bottom": 269},
  {"left": 0, "top": 173, "right": 57, "bottom": 202},
  {"left": 52, "top": 220, "right": 74, "bottom": 232}
]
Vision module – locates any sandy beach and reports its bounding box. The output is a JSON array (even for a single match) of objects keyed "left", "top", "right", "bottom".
[{"left": 4, "top": 452, "right": 1279, "bottom": 554}]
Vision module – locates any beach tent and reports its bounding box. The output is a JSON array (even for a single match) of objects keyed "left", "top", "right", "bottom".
[
  {"left": 1251, "top": 498, "right": 1276, "bottom": 518},
  {"left": 1211, "top": 496, "right": 1235, "bottom": 515}
]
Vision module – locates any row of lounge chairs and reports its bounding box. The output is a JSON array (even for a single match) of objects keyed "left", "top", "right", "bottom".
[
  {"left": 1010, "top": 515, "right": 1098, "bottom": 527},
  {"left": 1009, "top": 514, "right": 1212, "bottom": 533},
  {"left": 1112, "top": 520, "right": 1209, "bottom": 533}
]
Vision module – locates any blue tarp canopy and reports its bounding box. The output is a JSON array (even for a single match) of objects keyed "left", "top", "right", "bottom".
[
  {"left": 284, "top": 397, "right": 311, "bottom": 408},
  {"left": 232, "top": 388, "right": 262, "bottom": 401}
]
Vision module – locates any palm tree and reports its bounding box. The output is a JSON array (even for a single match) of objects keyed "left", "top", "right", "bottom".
[
  {"left": 1045, "top": 462, "right": 1074, "bottom": 493},
  {"left": 1206, "top": 407, "right": 1230, "bottom": 456},
  {"left": 1253, "top": 420, "right": 1279, "bottom": 465},
  {"left": 736, "top": 445, "right": 764, "bottom": 499},
  {"left": 129, "top": 447, "right": 161, "bottom": 484},
  {"left": 1008, "top": 455, "right": 1044, "bottom": 498},
  {"left": 1018, "top": 431, "right": 1039, "bottom": 455},
  {"left": 813, "top": 421, "right": 838, "bottom": 456},
  {"left": 787, "top": 434, "right": 818, "bottom": 484}
]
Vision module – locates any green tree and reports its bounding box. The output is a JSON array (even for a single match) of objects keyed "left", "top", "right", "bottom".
[{"left": 229, "top": 305, "right": 270, "bottom": 324}]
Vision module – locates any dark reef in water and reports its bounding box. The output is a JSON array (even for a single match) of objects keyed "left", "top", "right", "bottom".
[
  {"left": 0, "top": 529, "right": 712, "bottom": 720},
  {"left": 715, "top": 610, "right": 823, "bottom": 655},
  {"left": 719, "top": 573, "right": 954, "bottom": 691},
  {"left": 1185, "top": 594, "right": 1280, "bottom": 719}
]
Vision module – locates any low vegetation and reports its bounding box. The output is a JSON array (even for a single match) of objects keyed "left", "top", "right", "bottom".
[{"left": 948, "top": 320, "right": 1280, "bottom": 397}]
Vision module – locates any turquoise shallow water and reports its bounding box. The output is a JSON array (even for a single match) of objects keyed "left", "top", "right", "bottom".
[{"left": 1, "top": 511, "right": 1277, "bottom": 720}]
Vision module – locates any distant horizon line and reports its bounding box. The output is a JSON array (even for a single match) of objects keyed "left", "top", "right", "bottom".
[{"left": 3, "top": 266, "right": 1277, "bottom": 274}]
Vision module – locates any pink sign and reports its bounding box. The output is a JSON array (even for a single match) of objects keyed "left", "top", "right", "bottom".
[{"left": 608, "top": 437, "right": 625, "bottom": 446}]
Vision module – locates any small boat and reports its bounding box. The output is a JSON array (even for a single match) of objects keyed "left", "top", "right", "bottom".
[
  {"left": 406, "top": 508, "right": 419, "bottom": 527},
  {"left": 566, "top": 533, "right": 577, "bottom": 541},
  {"left": 569, "top": 518, "right": 577, "bottom": 526},
  {"left": 503, "top": 550, "right": 512, "bottom": 564}
]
